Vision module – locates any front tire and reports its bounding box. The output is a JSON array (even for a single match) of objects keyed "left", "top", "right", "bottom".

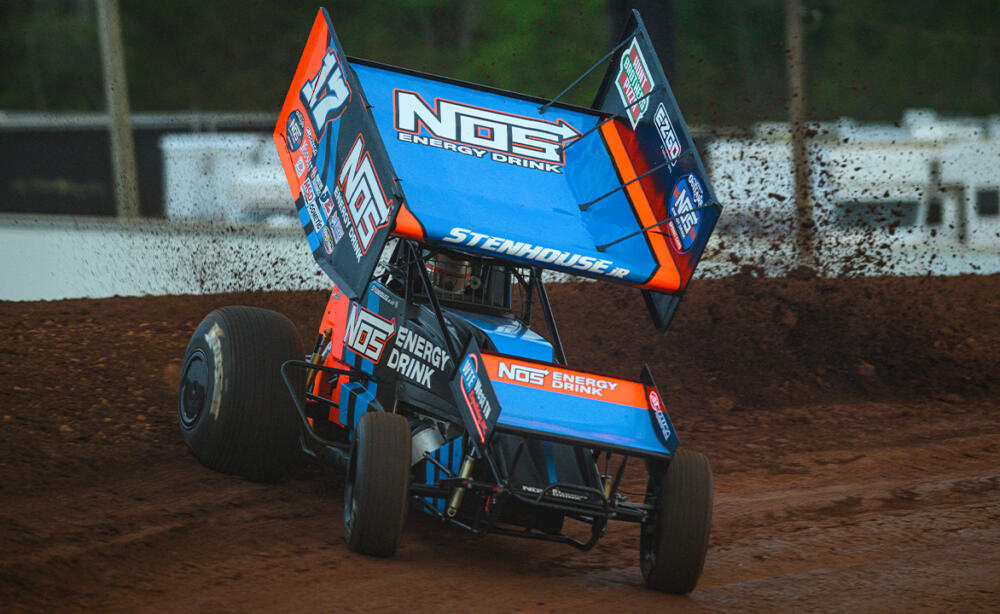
[
  {"left": 344, "top": 411, "right": 411, "bottom": 557},
  {"left": 640, "top": 449, "right": 713, "bottom": 594},
  {"left": 177, "top": 306, "right": 304, "bottom": 483}
]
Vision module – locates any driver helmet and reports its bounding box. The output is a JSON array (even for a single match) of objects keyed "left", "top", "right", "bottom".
[{"left": 427, "top": 254, "right": 473, "bottom": 294}]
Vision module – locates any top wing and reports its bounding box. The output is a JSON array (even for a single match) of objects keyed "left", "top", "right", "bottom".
[{"left": 276, "top": 9, "right": 720, "bottom": 297}]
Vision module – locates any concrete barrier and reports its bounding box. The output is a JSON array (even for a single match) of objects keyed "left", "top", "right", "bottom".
[{"left": 2, "top": 215, "right": 997, "bottom": 302}]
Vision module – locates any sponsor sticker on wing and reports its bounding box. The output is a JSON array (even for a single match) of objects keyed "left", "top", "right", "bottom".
[
  {"left": 336, "top": 134, "right": 394, "bottom": 260},
  {"left": 653, "top": 102, "right": 682, "bottom": 166},
  {"left": 321, "top": 226, "right": 336, "bottom": 254},
  {"left": 300, "top": 176, "right": 326, "bottom": 233},
  {"left": 328, "top": 214, "right": 344, "bottom": 243},
  {"left": 285, "top": 110, "right": 305, "bottom": 152},
  {"left": 483, "top": 355, "right": 646, "bottom": 407},
  {"left": 393, "top": 89, "right": 581, "bottom": 174},
  {"left": 667, "top": 174, "right": 704, "bottom": 253},
  {"left": 615, "top": 38, "right": 655, "bottom": 128}
]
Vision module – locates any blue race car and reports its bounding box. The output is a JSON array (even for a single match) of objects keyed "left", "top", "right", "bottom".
[{"left": 177, "top": 8, "right": 721, "bottom": 594}]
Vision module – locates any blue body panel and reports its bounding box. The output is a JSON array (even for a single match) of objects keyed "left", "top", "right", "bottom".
[
  {"left": 448, "top": 310, "right": 554, "bottom": 363},
  {"left": 353, "top": 63, "right": 658, "bottom": 286},
  {"left": 338, "top": 282, "right": 383, "bottom": 429},
  {"left": 425, "top": 438, "right": 464, "bottom": 513},
  {"left": 491, "top": 380, "right": 678, "bottom": 457}
]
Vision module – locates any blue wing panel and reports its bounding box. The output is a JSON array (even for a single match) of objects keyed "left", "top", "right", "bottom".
[
  {"left": 492, "top": 381, "right": 676, "bottom": 457},
  {"left": 353, "top": 62, "right": 659, "bottom": 286}
]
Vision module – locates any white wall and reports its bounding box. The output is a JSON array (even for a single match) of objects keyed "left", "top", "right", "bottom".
[{"left": 2, "top": 215, "right": 997, "bottom": 302}]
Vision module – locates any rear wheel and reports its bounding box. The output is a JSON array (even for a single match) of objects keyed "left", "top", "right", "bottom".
[
  {"left": 640, "top": 449, "right": 713, "bottom": 594},
  {"left": 344, "top": 411, "right": 411, "bottom": 557},
  {"left": 177, "top": 306, "right": 304, "bottom": 483}
]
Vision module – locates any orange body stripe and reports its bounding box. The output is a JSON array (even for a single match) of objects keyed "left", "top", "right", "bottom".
[
  {"left": 481, "top": 354, "right": 647, "bottom": 408},
  {"left": 273, "top": 11, "right": 330, "bottom": 201},
  {"left": 599, "top": 120, "right": 681, "bottom": 293},
  {"left": 312, "top": 286, "right": 352, "bottom": 426},
  {"left": 392, "top": 200, "right": 425, "bottom": 240}
]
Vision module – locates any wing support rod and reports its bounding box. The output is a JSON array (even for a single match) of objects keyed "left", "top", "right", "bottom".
[
  {"left": 594, "top": 203, "right": 719, "bottom": 252},
  {"left": 559, "top": 86, "right": 659, "bottom": 154},
  {"left": 537, "top": 34, "right": 636, "bottom": 115},
  {"left": 577, "top": 150, "right": 695, "bottom": 212}
]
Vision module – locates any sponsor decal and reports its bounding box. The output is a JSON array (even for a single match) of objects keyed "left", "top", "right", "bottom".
[
  {"left": 327, "top": 213, "right": 344, "bottom": 244},
  {"left": 336, "top": 134, "right": 394, "bottom": 260},
  {"left": 321, "top": 226, "right": 336, "bottom": 254},
  {"left": 301, "top": 175, "right": 316, "bottom": 206},
  {"left": 344, "top": 302, "right": 396, "bottom": 363},
  {"left": 442, "top": 227, "right": 630, "bottom": 279},
  {"left": 551, "top": 371, "right": 619, "bottom": 396},
  {"left": 294, "top": 156, "right": 306, "bottom": 178},
  {"left": 494, "top": 360, "right": 620, "bottom": 399},
  {"left": 520, "top": 484, "right": 589, "bottom": 502},
  {"left": 204, "top": 322, "right": 224, "bottom": 420},
  {"left": 653, "top": 102, "right": 682, "bottom": 166},
  {"left": 285, "top": 110, "right": 305, "bottom": 152},
  {"left": 300, "top": 177, "right": 326, "bottom": 233},
  {"left": 648, "top": 388, "right": 662, "bottom": 413},
  {"left": 386, "top": 326, "right": 452, "bottom": 388},
  {"left": 394, "top": 90, "right": 581, "bottom": 174},
  {"left": 303, "top": 125, "right": 318, "bottom": 159},
  {"left": 648, "top": 388, "right": 672, "bottom": 442},
  {"left": 497, "top": 361, "right": 548, "bottom": 386},
  {"left": 305, "top": 125, "right": 318, "bottom": 153},
  {"left": 615, "top": 38, "right": 655, "bottom": 128},
  {"left": 369, "top": 284, "right": 399, "bottom": 309},
  {"left": 318, "top": 184, "right": 333, "bottom": 216},
  {"left": 299, "top": 38, "right": 352, "bottom": 137},
  {"left": 457, "top": 354, "right": 495, "bottom": 444},
  {"left": 666, "top": 174, "right": 704, "bottom": 253}
]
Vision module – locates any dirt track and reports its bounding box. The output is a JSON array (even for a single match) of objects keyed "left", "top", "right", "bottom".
[{"left": 1, "top": 274, "right": 999, "bottom": 612}]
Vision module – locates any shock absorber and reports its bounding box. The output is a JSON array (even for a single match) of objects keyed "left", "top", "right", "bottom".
[
  {"left": 446, "top": 453, "right": 476, "bottom": 517},
  {"left": 305, "top": 328, "right": 331, "bottom": 390}
]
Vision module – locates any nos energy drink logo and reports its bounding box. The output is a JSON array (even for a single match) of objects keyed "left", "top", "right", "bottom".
[{"left": 667, "top": 174, "right": 705, "bottom": 253}]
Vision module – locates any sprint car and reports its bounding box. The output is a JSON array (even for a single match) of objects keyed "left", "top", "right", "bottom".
[{"left": 177, "top": 8, "right": 721, "bottom": 594}]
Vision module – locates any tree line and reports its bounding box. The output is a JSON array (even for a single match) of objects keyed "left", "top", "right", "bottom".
[{"left": 1, "top": 0, "right": 996, "bottom": 125}]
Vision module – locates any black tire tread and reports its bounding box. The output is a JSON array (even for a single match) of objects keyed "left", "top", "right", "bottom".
[
  {"left": 345, "top": 412, "right": 411, "bottom": 557},
  {"left": 643, "top": 449, "right": 713, "bottom": 594},
  {"left": 179, "top": 306, "right": 304, "bottom": 483}
]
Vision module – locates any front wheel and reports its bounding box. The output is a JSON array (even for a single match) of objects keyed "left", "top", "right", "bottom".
[
  {"left": 640, "top": 449, "right": 713, "bottom": 594},
  {"left": 344, "top": 411, "right": 411, "bottom": 557}
]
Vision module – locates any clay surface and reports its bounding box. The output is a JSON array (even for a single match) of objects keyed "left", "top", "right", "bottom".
[{"left": 1, "top": 274, "right": 998, "bottom": 612}]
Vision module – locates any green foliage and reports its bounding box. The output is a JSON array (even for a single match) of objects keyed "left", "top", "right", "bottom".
[
  {"left": 0, "top": 0, "right": 996, "bottom": 124},
  {"left": 0, "top": 3, "right": 103, "bottom": 110},
  {"left": 808, "top": 0, "right": 1000, "bottom": 120}
]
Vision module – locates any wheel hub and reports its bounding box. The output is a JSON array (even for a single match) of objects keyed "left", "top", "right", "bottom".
[{"left": 179, "top": 349, "right": 209, "bottom": 428}]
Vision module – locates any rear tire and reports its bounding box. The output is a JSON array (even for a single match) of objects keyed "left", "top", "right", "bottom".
[
  {"left": 640, "top": 449, "right": 713, "bottom": 594},
  {"left": 344, "top": 411, "right": 411, "bottom": 557},
  {"left": 177, "top": 306, "right": 304, "bottom": 483}
]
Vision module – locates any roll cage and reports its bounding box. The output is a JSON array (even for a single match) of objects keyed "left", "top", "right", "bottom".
[{"left": 377, "top": 239, "right": 568, "bottom": 367}]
